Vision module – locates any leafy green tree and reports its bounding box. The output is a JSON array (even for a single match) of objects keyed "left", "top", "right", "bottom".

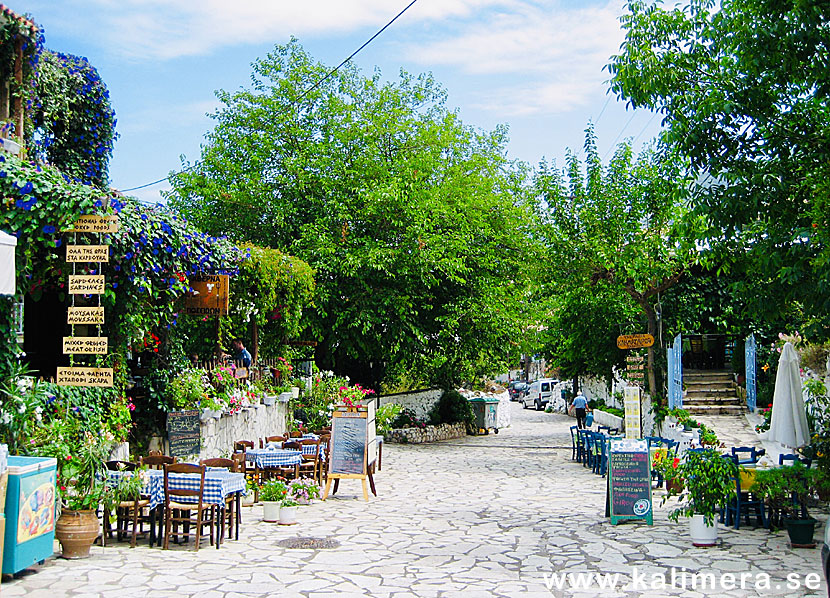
[
  {"left": 537, "top": 128, "right": 697, "bottom": 396},
  {"left": 607, "top": 0, "right": 830, "bottom": 335},
  {"left": 169, "top": 40, "right": 540, "bottom": 389}
]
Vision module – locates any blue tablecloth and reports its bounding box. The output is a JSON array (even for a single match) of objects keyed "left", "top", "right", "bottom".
[
  {"left": 245, "top": 448, "right": 303, "bottom": 469},
  {"left": 108, "top": 469, "right": 245, "bottom": 510},
  {"left": 265, "top": 441, "right": 324, "bottom": 457}
]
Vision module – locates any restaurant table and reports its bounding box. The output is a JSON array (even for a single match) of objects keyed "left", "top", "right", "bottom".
[
  {"left": 265, "top": 441, "right": 325, "bottom": 458},
  {"left": 245, "top": 448, "right": 303, "bottom": 468}
]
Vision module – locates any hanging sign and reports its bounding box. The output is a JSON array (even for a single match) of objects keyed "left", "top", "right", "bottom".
[
  {"left": 183, "top": 274, "right": 230, "bottom": 316},
  {"left": 56, "top": 367, "right": 113, "bottom": 387},
  {"left": 68, "top": 275, "right": 105, "bottom": 294},
  {"left": 67, "top": 307, "right": 105, "bottom": 325},
  {"left": 67, "top": 215, "right": 119, "bottom": 234},
  {"left": 66, "top": 245, "right": 110, "bottom": 262},
  {"left": 606, "top": 438, "right": 653, "bottom": 525},
  {"left": 63, "top": 336, "right": 108, "bottom": 354},
  {"left": 624, "top": 386, "right": 642, "bottom": 438},
  {"left": 617, "top": 334, "right": 654, "bottom": 349}
]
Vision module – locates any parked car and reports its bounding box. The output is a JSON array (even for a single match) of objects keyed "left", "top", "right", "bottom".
[
  {"left": 523, "top": 378, "right": 559, "bottom": 411},
  {"left": 507, "top": 381, "right": 529, "bottom": 401},
  {"left": 823, "top": 515, "right": 829, "bottom": 597}
]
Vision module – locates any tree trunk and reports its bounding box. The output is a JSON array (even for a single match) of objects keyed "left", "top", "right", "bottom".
[
  {"left": 250, "top": 316, "right": 258, "bottom": 364},
  {"left": 644, "top": 302, "right": 657, "bottom": 398}
]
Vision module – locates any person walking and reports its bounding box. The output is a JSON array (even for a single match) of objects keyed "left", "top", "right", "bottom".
[{"left": 572, "top": 390, "right": 589, "bottom": 429}]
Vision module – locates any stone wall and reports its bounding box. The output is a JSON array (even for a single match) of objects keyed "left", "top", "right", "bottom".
[
  {"left": 591, "top": 409, "right": 624, "bottom": 431},
  {"left": 198, "top": 400, "right": 290, "bottom": 459},
  {"left": 385, "top": 422, "right": 467, "bottom": 444},
  {"left": 378, "top": 388, "right": 442, "bottom": 420}
]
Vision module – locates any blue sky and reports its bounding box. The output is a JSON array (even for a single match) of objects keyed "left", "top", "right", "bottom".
[{"left": 14, "top": 0, "right": 662, "bottom": 203}]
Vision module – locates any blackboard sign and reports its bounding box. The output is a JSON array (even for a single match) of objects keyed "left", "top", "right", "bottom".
[
  {"left": 607, "top": 438, "right": 653, "bottom": 525},
  {"left": 330, "top": 413, "right": 368, "bottom": 475},
  {"left": 167, "top": 410, "right": 200, "bottom": 457}
]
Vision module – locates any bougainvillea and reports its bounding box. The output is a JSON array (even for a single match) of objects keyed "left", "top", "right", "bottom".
[{"left": 32, "top": 50, "right": 117, "bottom": 186}]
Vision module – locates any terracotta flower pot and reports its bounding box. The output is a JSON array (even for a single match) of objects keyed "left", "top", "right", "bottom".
[{"left": 55, "top": 509, "right": 99, "bottom": 559}]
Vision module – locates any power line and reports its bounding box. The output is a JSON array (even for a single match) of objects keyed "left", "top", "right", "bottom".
[
  {"left": 602, "top": 111, "right": 638, "bottom": 160},
  {"left": 119, "top": 0, "right": 420, "bottom": 193}
]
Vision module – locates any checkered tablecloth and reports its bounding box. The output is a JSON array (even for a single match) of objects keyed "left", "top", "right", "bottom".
[
  {"left": 265, "top": 441, "right": 324, "bottom": 457},
  {"left": 108, "top": 469, "right": 245, "bottom": 510},
  {"left": 245, "top": 448, "right": 303, "bottom": 468}
]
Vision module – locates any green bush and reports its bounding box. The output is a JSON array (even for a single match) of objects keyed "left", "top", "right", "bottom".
[
  {"left": 376, "top": 403, "right": 403, "bottom": 435},
  {"left": 428, "top": 390, "right": 474, "bottom": 430}
]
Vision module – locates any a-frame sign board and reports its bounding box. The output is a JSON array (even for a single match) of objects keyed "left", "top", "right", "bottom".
[{"left": 322, "top": 402, "right": 377, "bottom": 501}]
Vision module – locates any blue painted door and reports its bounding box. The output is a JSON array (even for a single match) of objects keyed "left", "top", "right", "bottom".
[
  {"left": 745, "top": 334, "right": 756, "bottom": 412},
  {"left": 668, "top": 334, "right": 682, "bottom": 409}
]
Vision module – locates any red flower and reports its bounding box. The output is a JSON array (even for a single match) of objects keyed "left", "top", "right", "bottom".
[{"left": 65, "top": 455, "right": 72, "bottom": 460}]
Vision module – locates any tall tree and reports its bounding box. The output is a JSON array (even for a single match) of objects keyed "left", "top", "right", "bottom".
[
  {"left": 607, "top": 0, "right": 830, "bottom": 335},
  {"left": 169, "top": 40, "right": 541, "bottom": 389},
  {"left": 537, "top": 128, "right": 697, "bottom": 396}
]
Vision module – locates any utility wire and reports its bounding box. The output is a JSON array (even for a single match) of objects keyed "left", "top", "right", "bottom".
[
  {"left": 602, "top": 111, "right": 638, "bottom": 160},
  {"left": 120, "top": 0, "right": 420, "bottom": 193}
]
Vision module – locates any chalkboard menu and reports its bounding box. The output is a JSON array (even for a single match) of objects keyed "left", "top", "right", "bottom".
[
  {"left": 167, "top": 410, "right": 200, "bottom": 457},
  {"left": 607, "top": 438, "right": 653, "bottom": 525},
  {"left": 330, "top": 413, "right": 368, "bottom": 475}
]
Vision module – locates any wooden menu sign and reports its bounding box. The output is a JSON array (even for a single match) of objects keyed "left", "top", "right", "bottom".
[
  {"left": 67, "top": 307, "right": 105, "bottom": 325},
  {"left": 323, "top": 402, "right": 377, "bottom": 502},
  {"left": 56, "top": 367, "right": 113, "bottom": 387},
  {"left": 183, "top": 274, "right": 230, "bottom": 316},
  {"left": 68, "top": 275, "right": 105, "bottom": 294},
  {"left": 616, "top": 334, "right": 654, "bottom": 349},
  {"left": 166, "top": 410, "right": 200, "bottom": 457},
  {"left": 63, "top": 336, "right": 108, "bottom": 354},
  {"left": 67, "top": 215, "right": 119, "bottom": 233},
  {"left": 66, "top": 245, "right": 109, "bottom": 262},
  {"left": 606, "top": 438, "right": 653, "bottom": 525}
]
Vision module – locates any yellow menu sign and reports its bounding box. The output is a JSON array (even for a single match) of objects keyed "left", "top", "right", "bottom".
[
  {"left": 56, "top": 367, "right": 113, "bottom": 387},
  {"left": 63, "top": 337, "right": 108, "bottom": 355},
  {"left": 68, "top": 275, "right": 105, "bottom": 294},
  {"left": 66, "top": 245, "right": 110, "bottom": 262},
  {"left": 67, "top": 307, "right": 105, "bottom": 325},
  {"left": 67, "top": 215, "right": 119, "bottom": 233}
]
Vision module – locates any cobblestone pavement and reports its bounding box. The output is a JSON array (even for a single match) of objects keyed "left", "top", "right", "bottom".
[{"left": 1, "top": 403, "right": 825, "bottom": 597}]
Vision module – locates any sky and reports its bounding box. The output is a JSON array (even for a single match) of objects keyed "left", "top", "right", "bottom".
[{"left": 13, "top": 0, "right": 663, "bottom": 204}]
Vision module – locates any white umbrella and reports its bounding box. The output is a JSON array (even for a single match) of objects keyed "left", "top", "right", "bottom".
[{"left": 768, "top": 341, "right": 810, "bottom": 448}]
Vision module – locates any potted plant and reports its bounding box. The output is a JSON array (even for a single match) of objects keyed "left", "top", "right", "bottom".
[
  {"left": 242, "top": 478, "right": 259, "bottom": 506},
  {"left": 278, "top": 496, "right": 300, "bottom": 525},
  {"left": 666, "top": 449, "right": 737, "bottom": 546},
  {"left": 259, "top": 479, "right": 288, "bottom": 522},
  {"left": 654, "top": 452, "right": 683, "bottom": 494},
  {"left": 755, "top": 463, "right": 816, "bottom": 546},
  {"left": 277, "top": 385, "right": 293, "bottom": 403},
  {"left": 289, "top": 479, "right": 320, "bottom": 505},
  {"left": 199, "top": 392, "right": 226, "bottom": 421}
]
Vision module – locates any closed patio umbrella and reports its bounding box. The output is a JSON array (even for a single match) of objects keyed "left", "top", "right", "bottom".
[{"left": 768, "top": 341, "right": 810, "bottom": 448}]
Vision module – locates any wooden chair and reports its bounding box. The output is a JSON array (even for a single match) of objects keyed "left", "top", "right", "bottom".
[
  {"left": 163, "top": 463, "right": 218, "bottom": 551},
  {"left": 273, "top": 441, "right": 302, "bottom": 480},
  {"left": 141, "top": 454, "right": 176, "bottom": 470},
  {"left": 200, "top": 458, "right": 238, "bottom": 541},
  {"left": 298, "top": 439, "right": 322, "bottom": 484},
  {"left": 233, "top": 440, "right": 254, "bottom": 453},
  {"left": 289, "top": 431, "right": 303, "bottom": 438},
  {"left": 318, "top": 434, "right": 330, "bottom": 482},
  {"left": 260, "top": 435, "right": 287, "bottom": 448},
  {"left": 104, "top": 460, "right": 151, "bottom": 548}
]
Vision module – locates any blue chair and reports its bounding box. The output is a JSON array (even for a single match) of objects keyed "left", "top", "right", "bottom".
[
  {"left": 569, "top": 426, "right": 580, "bottom": 461},
  {"left": 577, "top": 429, "right": 592, "bottom": 467},
  {"left": 731, "top": 446, "right": 765, "bottom": 465},
  {"left": 724, "top": 463, "right": 768, "bottom": 529},
  {"left": 779, "top": 454, "right": 812, "bottom": 468},
  {"left": 597, "top": 435, "right": 610, "bottom": 476}
]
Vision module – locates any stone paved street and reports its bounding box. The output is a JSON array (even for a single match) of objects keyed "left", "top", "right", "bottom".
[{"left": 1, "top": 402, "right": 826, "bottom": 597}]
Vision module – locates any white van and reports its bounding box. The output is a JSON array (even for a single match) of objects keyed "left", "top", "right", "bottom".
[{"left": 522, "top": 378, "right": 558, "bottom": 411}]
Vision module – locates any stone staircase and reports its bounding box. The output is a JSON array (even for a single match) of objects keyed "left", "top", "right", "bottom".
[{"left": 682, "top": 369, "right": 744, "bottom": 416}]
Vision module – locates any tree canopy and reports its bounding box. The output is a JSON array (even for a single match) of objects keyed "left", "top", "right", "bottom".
[
  {"left": 168, "top": 40, "right": 541, "bottom": 389},
  {"left": 608, "top": 0, "right": 830, "bottom": 335}
]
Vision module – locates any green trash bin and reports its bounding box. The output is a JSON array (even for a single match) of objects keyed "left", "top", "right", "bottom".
[{"left": 468, "top": 397, "right": 499, "bottom": 435}]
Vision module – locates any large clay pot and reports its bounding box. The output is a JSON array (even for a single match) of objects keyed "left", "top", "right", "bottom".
[{"left": 55, "top": 509, "right": 99, "bottom": 559}]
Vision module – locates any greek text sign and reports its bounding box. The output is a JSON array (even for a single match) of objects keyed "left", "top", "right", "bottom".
[
  {"left": 56, "top": 367, "right": 113, "bottom": 387},
  {"left": 63, "top": 336, "right": 108, "bottom": 354},
  {"left": 67, "top": 215, "right": 119, "bottom": 233},
  {"left": 607, "top": 438, "right": 653, "bottom": 525},
  {"left": 66, "top": 245, "right": 110, "bottom": 262},
  {"left": 183, "top": 274, "right": 229, "bottom": 316},
  {"left": 617, "top": 334, "right": 654, "bottom": 349},
  {"left": 68, "top": 275, "right": 105, "bottom": 294},
  {"left": 67, "top": 307, "right": 105, "bottom": 325}
]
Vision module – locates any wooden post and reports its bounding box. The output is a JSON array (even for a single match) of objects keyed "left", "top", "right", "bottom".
[
  {"left": 12, "top": 36, "right": 23, "bottom": 143},
  {"left": 251, "top": 315, "right": 258, "bottom": 364}
]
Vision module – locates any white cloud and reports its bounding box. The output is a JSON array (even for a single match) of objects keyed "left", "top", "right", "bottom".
[
  {"left": 52, "top": 0, "right": 513, "bottom": 60},
  {"left": 402, "top": 0, "right": 625, "bottom": 116}
]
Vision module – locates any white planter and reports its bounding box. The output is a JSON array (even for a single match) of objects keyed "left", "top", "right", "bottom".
[
  {"left": 200, "top": 409, "right": 214, "bottom": 422},
  {"left": 262, "top": 501, "right": 281, "bottom": 522},
  {"left": 278, "top": 391, "right": 292, "bottom": 403},
  {"left": 241, "top": 493, "right": 255, "bottom": 507},
  {"left": 263, "top": 395, "right": 277, "bottom": 406},
  {"left": 278, "top": 505, "right": 299, "bottom": 525},
  {"left": 689, "top": 514, "right": 718, "bottom": 546},
  {"left": 291, "top": 386, "right": 300, "bottom": 399},
  {"left": 0, "top": 137, "right": 21, "bottom": 155}
]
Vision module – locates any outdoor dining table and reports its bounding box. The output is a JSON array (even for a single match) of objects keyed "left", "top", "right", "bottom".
[
  {"left": 265, "top": 441, "right": 325, "bottom": 458},
  {"left": 245, "top": 448, "right": 303, "bottom": 468}
]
